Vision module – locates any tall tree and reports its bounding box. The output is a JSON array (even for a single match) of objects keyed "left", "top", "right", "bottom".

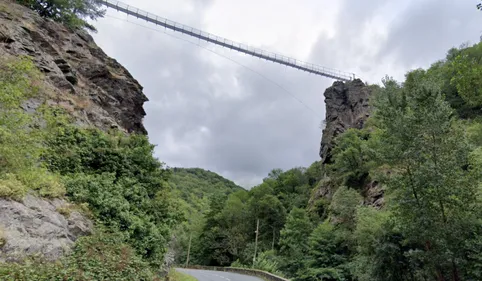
[
  {"left": 278, "top": 208, "right": 313, "bottom": 277},
  {"left": 371, "top": 75, "right": 481, "bottom": 280}
]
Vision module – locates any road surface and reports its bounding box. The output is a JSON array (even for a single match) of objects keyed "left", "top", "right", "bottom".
[{"left": 176, "top": 268, "right": 265, "bottom": 281}]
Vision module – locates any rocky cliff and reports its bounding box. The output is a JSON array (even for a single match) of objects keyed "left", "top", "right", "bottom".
[
  {"left": 0, "top": 0, "right": 148, "bottom": 133},
  {"left": 0, "top": 0, "right": 149, "bottom": 262},
  {"left": 0, "top": 195, "right": 93, "bottom": 262},
  {"left": 313, "top": 79, "right": 384, "bottom": 208},
  {"left": 319, "top": 79, "right": 372, "bottom": 163}
]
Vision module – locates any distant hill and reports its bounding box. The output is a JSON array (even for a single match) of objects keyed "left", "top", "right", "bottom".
[{"left": 168, "top": 167, "right": 243, "bottom": 208}]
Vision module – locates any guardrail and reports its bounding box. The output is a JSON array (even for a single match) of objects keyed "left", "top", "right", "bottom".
[{"left": 182, "top": 265, "right": 290, "bottom": 281}]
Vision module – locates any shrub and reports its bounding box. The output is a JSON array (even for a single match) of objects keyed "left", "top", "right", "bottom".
[
  {"left": 0, "top": 231, "right": 161, "bottom": 281},
  {"left": 43, "top": 125, "right": 180, "bottom": 266},
  {"left": 0, "top": 174, "right": 27, "bottom": 201}
]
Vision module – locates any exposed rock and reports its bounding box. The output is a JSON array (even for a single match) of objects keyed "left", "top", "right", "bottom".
[
  {"left": 0, "top": 0, "right": 148, "bottom": 134},
  {"left": 319, "top": 79, "right": 372, "bottom": 163},
  {"left": 311, "top": 79, "right": 384, "bottom": 208},
  {"left": 161, "top": 235, "right": 177, "bottom": 278},
  {"left": 0, "top": 195, "right": 93, "bottom": 262},
  {"left": 363, "top": 181, "right": 384, "bottom": 209}
]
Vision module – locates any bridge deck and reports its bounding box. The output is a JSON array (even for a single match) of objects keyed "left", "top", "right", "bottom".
[{"left": 100, "top": 0, "right": 355, "bottom": 82}]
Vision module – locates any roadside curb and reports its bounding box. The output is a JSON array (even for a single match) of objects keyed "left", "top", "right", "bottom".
[{"left": 182, "top": 266, "right": 290, "bottom": 281}]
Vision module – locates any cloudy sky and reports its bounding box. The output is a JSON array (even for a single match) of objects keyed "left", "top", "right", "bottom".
[{"left": 92, "top": 0, "right": 482, "bottom": 188}]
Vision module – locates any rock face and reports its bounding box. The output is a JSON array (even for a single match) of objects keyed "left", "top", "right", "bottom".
[
  {"left": 0, "top": 0, "right": 148, "bottom": 133},
  {"left": 319, "top": 79, "right": 372, "bottom": 163},
  {"left": 0, "top": 195, "right": 93, "bottom": 262},
  {"left": 313, "top": 79, "right": 385, "bottom": 208}
]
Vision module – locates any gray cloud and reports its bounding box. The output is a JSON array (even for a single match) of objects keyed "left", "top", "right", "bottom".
[
  {"left": 93, "top": 0, "right": 482, "bottom": 188},
  {"left": 377, "top": 0, "right": 482, "bottom": 70}
]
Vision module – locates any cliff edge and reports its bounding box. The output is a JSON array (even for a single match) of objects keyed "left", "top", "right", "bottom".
[
  {"left": 0, "top": 0, "right": 148, "bottom": 133},
  {"left": 319, "top": 79, "right": 372, "bottom": 163}
]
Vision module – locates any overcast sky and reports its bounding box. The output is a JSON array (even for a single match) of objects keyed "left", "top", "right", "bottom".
[{"left": 92, "top": 0, "right": 482, "bottom": 188}]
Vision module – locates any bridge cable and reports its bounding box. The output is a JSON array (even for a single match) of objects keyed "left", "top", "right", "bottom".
[{"left": 104, "top": 14, "right": 324, "bottom": 119}]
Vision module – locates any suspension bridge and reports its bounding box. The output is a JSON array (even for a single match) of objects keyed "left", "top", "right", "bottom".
[{"left": 99, "top": 0, "right": 356, "bottom": 82}]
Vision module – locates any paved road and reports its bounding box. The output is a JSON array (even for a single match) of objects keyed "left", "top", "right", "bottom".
[{"left": 176, "top": 268, "right": 264, "bottom": 281}]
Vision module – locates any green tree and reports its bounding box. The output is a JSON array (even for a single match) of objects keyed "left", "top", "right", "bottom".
[
  {"left": 329, "top": 129, "right": 371, "bottom": 188},
  {"left": 219, "top": 191, "right": 251, "bottom": 261},
  {"left": 298, "top": 222, "right": 351, "bottom": 281},
  {"left": 44, "top": 125, "right": 179, "bottom": 266},
  {"left": 351, "top": 207, "right": 414, "bottom": 281},
  {"left": 248, "top": 194, "right": 286, "bottom": 251},
  {"left": 329, "top": 186, "right": 362, "bottom": 230},
  {"left": 17, "top": 0, "right": 105, "bottom": 31},
  {"left": 278, "top": 208, "right": 313, "bottom": 277},
  {"left": 370, "top": 76, "right": 481, "bottom": 280},
  {"left": 450, "top": 43, "right": 482, "bottom": 106}
]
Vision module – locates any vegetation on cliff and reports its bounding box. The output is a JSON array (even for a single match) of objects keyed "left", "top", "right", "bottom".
[
  {"left": 186, "top": 42, "right": 482, "bottom": 281},
  {"left": 0, "top": 56, "right": 180, "bottom": 279},
  {"left": 2, "top": 1, "right": 482, "bottom": 281},
  {"left": 16, "top": 0, "right": 105, "bottom": 31}
]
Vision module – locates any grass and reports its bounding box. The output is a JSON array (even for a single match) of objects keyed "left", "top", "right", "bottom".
[
  {"left": 56, "top": 202, "right": 92, "bottom": 219},
  {"left": 168, "top": 269, "right": 198, "bottom": 281},
  {"left": 0, "top": 174, "right": 28, "bottom": 201}
]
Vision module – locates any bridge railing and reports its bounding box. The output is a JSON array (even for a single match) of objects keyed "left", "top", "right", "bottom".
[{"left": 100, "top": 0, "right": 355, "bottom": 82}]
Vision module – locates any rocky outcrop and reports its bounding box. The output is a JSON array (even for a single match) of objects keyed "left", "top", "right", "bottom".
[
  {"left": 319, "top": 79, "right": 372, "bottom": 163},
  {"left": 0, "top": 195, "right": 93, "bottom": 262},
  {"left": 0, "top": 0, "right": 148, "bottom": 133},
  {"left": 311, "top": 79, "right": 384, "bottom": 209}
]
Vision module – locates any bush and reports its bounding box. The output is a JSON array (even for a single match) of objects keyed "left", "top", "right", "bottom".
[
  {"left": 329, "top": 129, "right": 372, "bottom": 189},
  {"left": 0, "top": 231, "right": 161, "bottom": 281},
  {"left": 0, "top": 57, "right": 65, "bottom": 200},
  {"left": 43, "top": 125, "right": 180, "bottom": 266},
  {"left": 0, "top": 174, "right": 27, "bottom": 201}
]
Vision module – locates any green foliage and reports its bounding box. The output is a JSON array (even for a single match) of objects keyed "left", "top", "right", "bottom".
[
  {"left": 329, "top": 129, "right": 371, "bottom": 188},
  {"left": 297, "top": 222, "right": 351, "bottom": 281},
  {"left": 0, "top": 174, "right": 27, "bottom": 200},
  {"left": 0, "top": 55, "right": 178, "bottom": 277},
  {"left": 0, "top": 231, "right": 161, "bottom": 281},
  {"left": 0, "top": 56, "right": 66, "bottom": 199},
  {"left": 329, "top": 186, "right": 362, "bottom": 229},
  {"left": 168, "top": 268, "right": 197, "bottom": 281},
  {"left": 169, "top": 167, "right": 242, "bottom": 212},
  {"left": 351, "top": 207, "right": 415, "bottom": 281},
  {"left": 191, "top": 41, "right": 482, "bottom": 281},
  {"left": 43, "top": 125, "right": 179, "bottom": 266},
  {"left": 278, "top": 208, "right": 313, "bottom": 276},
  {"left": 450, "top": 43, "right": 482, "bottom": 106},
  {"left": 191, "top": 166, "right": 319, "bottom": 270},
  {"left": 232, "top": 250, "right": 284, "bottom": 276},
  {"left": 16, "top": 0, "right": 105, "bottom": 31},
  {"left": 369, "top": 74, "right": 482, "bottom": 279}
]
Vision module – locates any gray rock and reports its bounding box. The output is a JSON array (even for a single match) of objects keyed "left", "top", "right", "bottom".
[
  {"left": 0, "top": 195, "right": 93, "bottom": 262},
  {"left": 319, "top": 79, "right": 372, "bottom": 163},
  {"left": 313, "top": 79, "right": 385, "bottom": 208},
  {"left": 0, "top": 0, "right": 148, "bottom": 134}
]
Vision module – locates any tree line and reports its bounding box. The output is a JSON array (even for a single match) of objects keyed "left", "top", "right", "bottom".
[{"left": 178, "top": 41, "right": 482, "bottom": 281}]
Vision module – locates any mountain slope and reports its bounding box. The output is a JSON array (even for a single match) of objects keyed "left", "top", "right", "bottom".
[{"left": 169, "top": 167, "right": 243, "bottom": 209}]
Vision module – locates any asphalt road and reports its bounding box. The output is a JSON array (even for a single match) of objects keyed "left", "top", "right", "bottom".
[{"left": 176, "top": 268, "right": 264, "bottom": 281}]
